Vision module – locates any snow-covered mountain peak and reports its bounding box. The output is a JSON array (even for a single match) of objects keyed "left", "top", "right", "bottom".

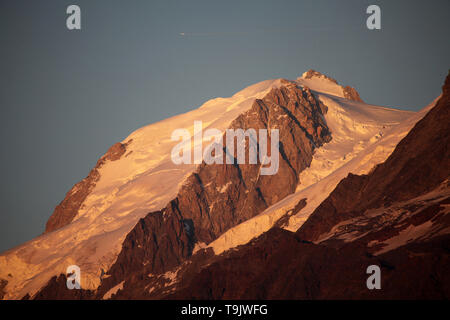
[
  {"left": 297, "top": 69, "right": 364, "bottom": 102},
  {"left": 0, "top": 70, "right": 432, "bottom": 300},
  {"left": 300, "top": 69, "right": 339, "bottom": 83},
  {"left": 0, "top": 76, "right": 294, "bottom": 299}
]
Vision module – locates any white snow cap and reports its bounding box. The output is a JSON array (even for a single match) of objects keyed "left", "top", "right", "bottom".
[{"left": 297, "top": 69, "right": 344, "bottom": 97}]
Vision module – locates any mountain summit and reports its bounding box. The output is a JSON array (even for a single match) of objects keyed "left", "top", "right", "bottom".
[{"left": 299, "top": 69, "right": 364, "bottom": 102}]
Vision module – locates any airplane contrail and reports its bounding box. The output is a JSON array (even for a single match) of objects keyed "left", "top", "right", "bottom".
[
  {"left": 179, "top": 31, "right": 252, "bottom": 37},
  {"left": 178, "top": 27, "right": 330, "bottom": 37}
]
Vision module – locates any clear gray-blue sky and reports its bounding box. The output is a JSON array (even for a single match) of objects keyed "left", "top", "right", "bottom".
[{"left": 0, "top": 0, "right": 449, "bottom": 252}]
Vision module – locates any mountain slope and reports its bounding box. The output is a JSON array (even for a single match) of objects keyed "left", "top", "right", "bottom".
[
  {"left": 69, "top": 80, "right": 334, "bottom": 298},
  {"left": 0, "top": 70, "right": 432, "bottom": 300},
  {"left": 0, "top": 78, "right": 286, "bottom": 299}
]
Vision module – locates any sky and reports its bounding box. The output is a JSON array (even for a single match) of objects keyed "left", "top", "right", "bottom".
[{"left": 0, "top": 0, "right": 449, "bottom": 252}]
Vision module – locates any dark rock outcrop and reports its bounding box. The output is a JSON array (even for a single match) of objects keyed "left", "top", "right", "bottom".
[
  {"left": 0, "top": 279, "right": 7, "bottom": 300},
  {"left": 97, "top": 204, "right": 195, "bottom": 296},
  {"left": 33, "top": 274, "right": 94, "bottom": 300},
  {"left": 343, "top": 86, "right": 364, "bottom": 102},
  {"left": 98, "top": 81, "right": 331, "bottom": 293},
  {"left": 45, "top": 141, "right": 131, "bottom": 233}
]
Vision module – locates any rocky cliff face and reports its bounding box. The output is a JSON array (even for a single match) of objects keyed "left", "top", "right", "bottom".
[
  {"left": 33, "top": 79, "right": 333, "bottom": 299},
  {"left": 45, "top": 141, "right": 131, "bottom": 233},
  {"left": 97, "top": 81, "right": 332, "bottom": 294},
  {"left": 0, "top": 279, "right": 7, "bottom": 300}
]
